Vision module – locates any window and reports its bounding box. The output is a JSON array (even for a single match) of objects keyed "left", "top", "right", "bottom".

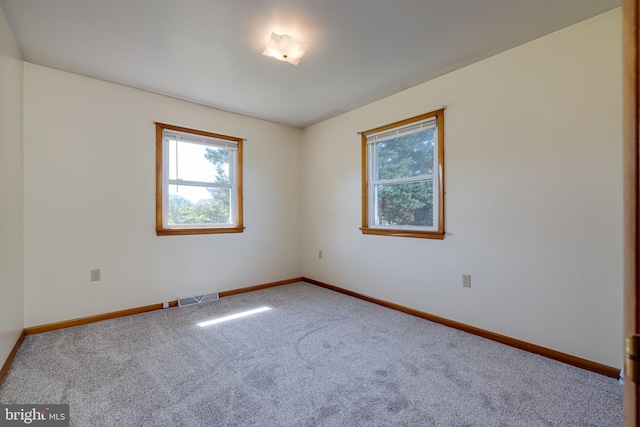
[
  {"left": 361, "top": 109, "right": 444, "bottom": 239},
  {"left": 155, "top": 123, "right": 244, "bottom": 236}
]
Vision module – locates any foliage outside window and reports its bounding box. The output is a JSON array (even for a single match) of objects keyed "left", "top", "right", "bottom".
[
  {"left": 361, "top": 109, "right": 444, "bottom": 239},
  {"left": 155, "top": 123, "right": 244, "bottom": 236}
]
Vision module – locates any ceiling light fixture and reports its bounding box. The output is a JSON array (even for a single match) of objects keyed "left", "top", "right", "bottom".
[{"left": 262, "top": 32, "right": 307, "bottom": 65}]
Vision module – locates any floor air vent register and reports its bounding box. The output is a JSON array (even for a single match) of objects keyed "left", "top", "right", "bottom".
[{"left": 177, "top": 291, "right": 219, "bottom": 307}]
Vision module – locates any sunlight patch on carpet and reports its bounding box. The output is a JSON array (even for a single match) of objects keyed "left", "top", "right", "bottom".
[{"left": 197, "top": 306, "right": 272, "bottom": 327}]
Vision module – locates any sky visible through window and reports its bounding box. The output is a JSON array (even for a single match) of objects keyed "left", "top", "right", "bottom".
[{"left": 168, "top": 139, "right": 230, "bottom": 202}]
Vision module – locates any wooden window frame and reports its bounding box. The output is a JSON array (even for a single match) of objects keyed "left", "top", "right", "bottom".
[
  {"left": 155, "top": 122, "right": 244, "bottom": 236},
  {"left": 360, "top": 109, "right": 445, "bottom": 239}
]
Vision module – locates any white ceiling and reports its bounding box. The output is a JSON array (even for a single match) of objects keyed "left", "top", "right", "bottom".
[{"left": 0, "top": 0, "right": 621, "bottom": 128}]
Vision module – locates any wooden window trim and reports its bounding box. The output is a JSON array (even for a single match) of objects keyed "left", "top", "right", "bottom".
[
  {"left": 360, "top": 109, "right": 445, "bottom": 239},
  {"left": 155, "top": 122, "right": 244, "bottom": 236}
]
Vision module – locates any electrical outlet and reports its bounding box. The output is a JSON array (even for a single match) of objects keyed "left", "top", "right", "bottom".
[
  {"left": 90, "top": 269, "right": 101, "bottom": 282},
  {"left": 462, "top": 274, "right": 471, "bottom": 288},
  {"left": 318, "top": 250, "right": 323, "bottom": 259}
]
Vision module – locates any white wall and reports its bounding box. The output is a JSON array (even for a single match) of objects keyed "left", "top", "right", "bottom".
[
  {"left": 23, "top": 64, "right": 303, "bottom": 327},
  {"left": 302, "top": 9, "right": 622, "bottom": 368},
  {"left": 0, "top": 6, "right": 24, "bottom": 365}
]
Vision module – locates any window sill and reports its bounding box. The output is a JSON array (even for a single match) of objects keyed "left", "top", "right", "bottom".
[
  {"left": 156, "top": 226, "right": 245, "bottom": 236},
  {"left": 360, "top": 227, "right": 445, "bottom": 240}
]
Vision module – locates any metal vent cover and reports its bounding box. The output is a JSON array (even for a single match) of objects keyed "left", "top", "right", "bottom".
[{"left": 178, "top": 291, "right": 219, "bottom": 307}]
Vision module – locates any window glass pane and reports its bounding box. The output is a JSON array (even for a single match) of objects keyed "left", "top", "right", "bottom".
[
  {"left": 373, "top": 180, "right": 433, "bottom": 227},
  {"left": 168, "top": 139, "right": 231, "bottom": 184},
  {"left": 375, "top": 128, "right": 434, "bottom": 180},
  {"left": 167, "top": 184, "right": 231, "bottom": 225}
]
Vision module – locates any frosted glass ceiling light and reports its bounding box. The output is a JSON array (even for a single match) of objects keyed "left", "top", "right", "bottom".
[{"left": 262, "top": 32, "right": 307, "bottom": 65}]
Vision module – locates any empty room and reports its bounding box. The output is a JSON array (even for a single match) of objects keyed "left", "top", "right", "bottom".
[{"left": 0, "top": 0, "right": 630, "bottom": 426}]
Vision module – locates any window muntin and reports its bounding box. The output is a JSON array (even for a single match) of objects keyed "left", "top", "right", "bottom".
[
  {"left": 361, "top": 109, "right": 444, "bottom": 239},
  {"left": 156, "top": 123, "right": 244, "bottom": 236}
]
